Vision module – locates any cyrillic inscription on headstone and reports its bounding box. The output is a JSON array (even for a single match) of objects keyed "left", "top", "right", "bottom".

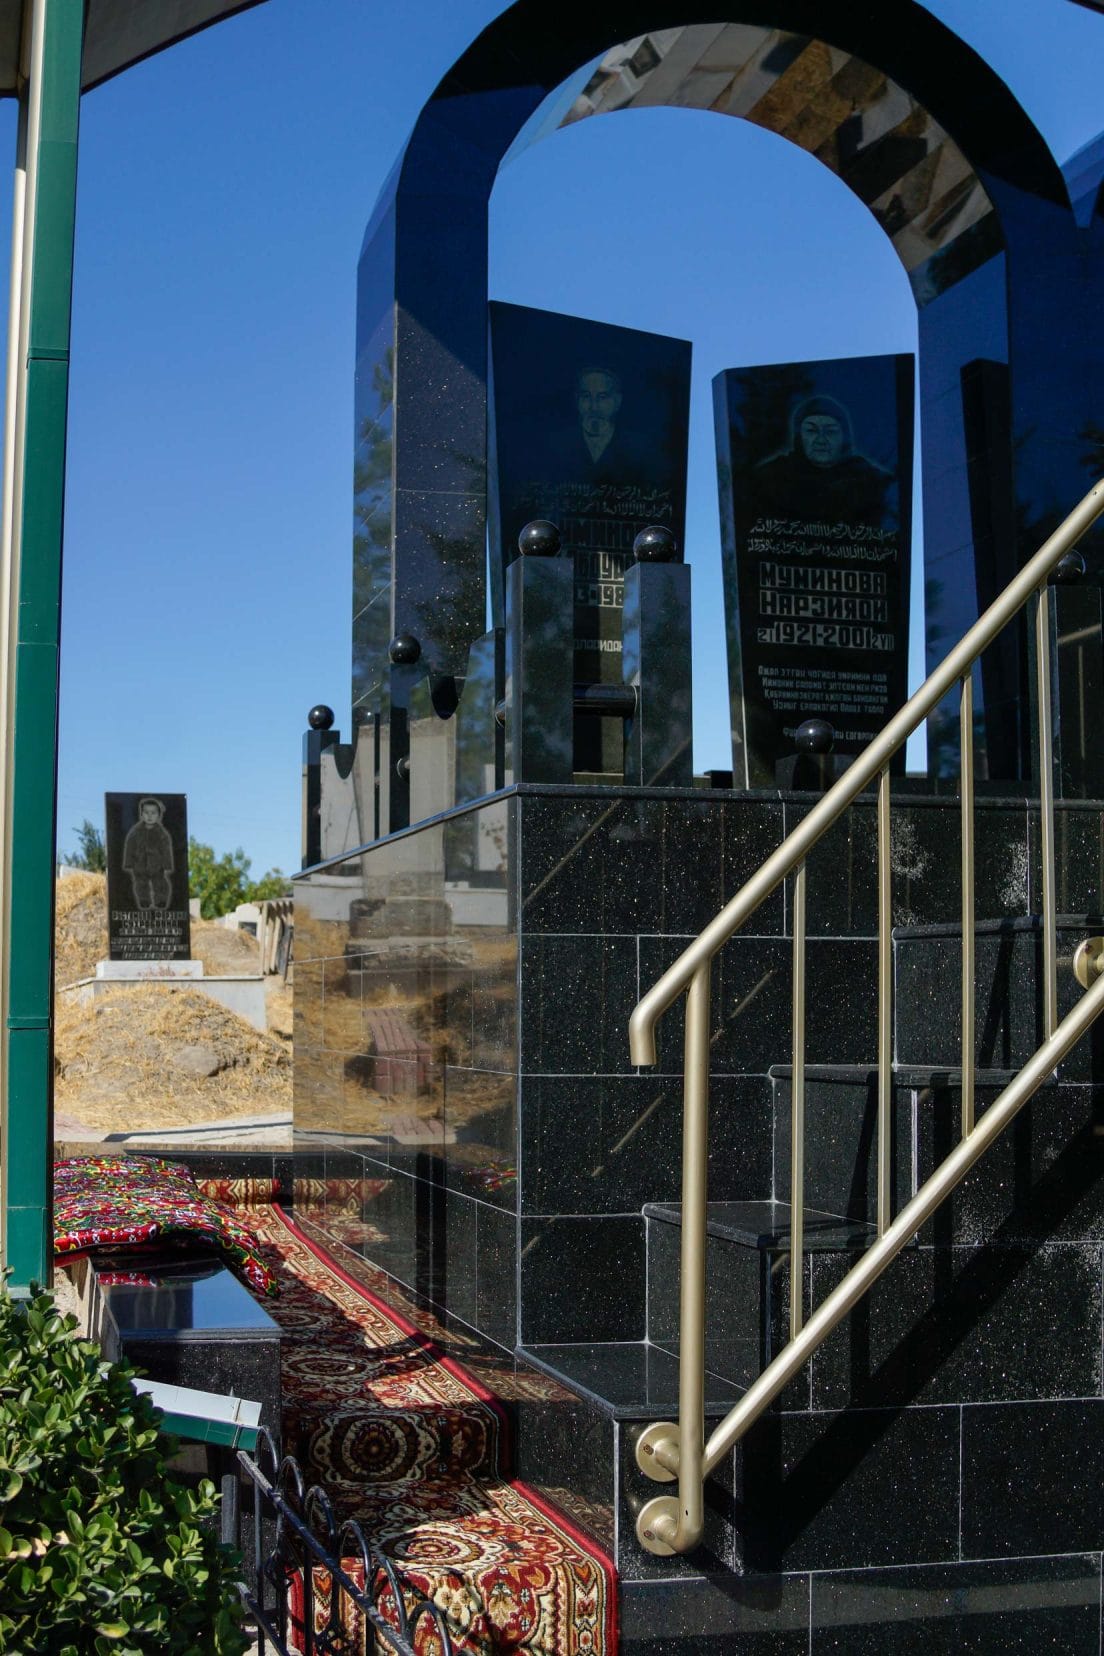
[
  {"left": 105, "top": 792, "right": 191, "bottom": 961},
  {"left": 714, "top": 354, "right": 914, "bottom": 785}
]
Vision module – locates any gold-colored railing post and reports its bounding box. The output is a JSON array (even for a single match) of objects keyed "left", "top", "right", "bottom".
[
  {"left": 790, "top": 863, "right": 806, "bottom": 1340},
  {"left": 677, "top": 959, "right": 710, "bottom": 1545},
  {"left": 877, "top": 767, "right": 892, "bottom": 1233},
  {"left": 1036, "top": 584, "right": 1058, "bottom": 1040},
  {"left": 960, "top": 672, "right": 975, "bottom": 1136}
]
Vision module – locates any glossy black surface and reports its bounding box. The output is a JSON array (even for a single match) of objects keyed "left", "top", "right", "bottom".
[
  {"left": 809, "top": 1241, "right": 1102, "bottom": 1408},
  {"left": 772, "top": 1071, "right": 912, "bottom": 1226},
  {"left": 639, "top": 933, "right": 878, "bottom": 1073},
  {"left": 895, "top": 917, "right": 1104, "bottom": 1077},
  {"left": 646, "top": 1210, "right": 769, "bottom": 1393},
  {"left": 521, "top": 1074, "right": 771, "bottom": 1216},
  {"left": 714, "top": 354, "right": 914, "bottom": 787},
  {"left": 519, "top": 1215, "right": 645, "bottom": 1343},
  {"left": 962, "top": 1400, "right": 1104, "bottom": 1557},
  {"left": 620, "top": 1418, "right": 738, "bottom": 1580},
  {"left": 489, "top": 302, "right": 690, "bottom": 777},
  {"left": 622, "top": 561, "right": 693, "bottom": 788},
  {"left": 518, "top": 1341, "right": 743, "bottom": 1419},
  {"left": 504, "top": 554, "right": 575, "bottom": 784},
  {"left": 353, "top": 0, "right": 1088, "bottom": 790},
  {"left": 810, "top": 1556, "right": 1102, "bottom": 1652},
  {"left": 620, "top": 1576, "right": 810, "bottom": 1655},
  {"left": 101, "top": 1262, "right": 280, "bottom": 1336},
  {"left": 645, "top": 1200, "right": 873, "bottom": 1252},
  {"left": 794, "top": 797, "right": 1031, "bottom": 935},
  {"left": 913, "top": 1079, "right": 1104, "bottom": 1245},
  {"left": 519, "top": 792, "right": 786, "bottom": 938},
  {"left": 734, "top": 1405, "right": 961, "bottom": 1573},
  {"left": 295, "top": 784, "right": 1104, "bottom": 1630}
]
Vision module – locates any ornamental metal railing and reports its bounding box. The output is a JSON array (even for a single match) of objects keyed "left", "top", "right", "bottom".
[
  {"left": 629, "top": 478, "right": 1104, "bottom": 1557},
  {"left": 232, "top": 1427, "right": 454, "bottom": 1654}
]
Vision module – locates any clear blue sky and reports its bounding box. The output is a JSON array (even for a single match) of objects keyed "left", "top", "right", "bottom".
[{"left": 3, "top": 0, "right": 1098, "bottom": 876}]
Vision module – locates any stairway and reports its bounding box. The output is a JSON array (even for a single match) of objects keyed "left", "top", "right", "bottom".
[{"left": 224, "top": 1191, "right": 617, "bottom": 1655}]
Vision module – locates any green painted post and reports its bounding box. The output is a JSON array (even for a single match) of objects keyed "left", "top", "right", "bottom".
[{"left": 4, "top": 0, "right": 84, "bottom": 1295}]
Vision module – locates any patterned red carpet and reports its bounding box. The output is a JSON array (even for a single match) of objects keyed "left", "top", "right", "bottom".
[{"left": 238, "top": 1200, "right": 617, "bottom": 1656}]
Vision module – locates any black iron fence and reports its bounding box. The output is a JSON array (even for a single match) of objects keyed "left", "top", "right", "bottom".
[{"left": 230, "top": 1427, "right": 454, "bottom": 1655}]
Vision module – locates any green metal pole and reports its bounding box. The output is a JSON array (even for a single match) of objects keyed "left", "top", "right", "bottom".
[{"left": 2, "top": 0, "right": 84, "bottom": 1295}]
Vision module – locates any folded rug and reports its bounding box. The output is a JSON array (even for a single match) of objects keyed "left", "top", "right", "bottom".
[{"left": 53, "top": 1154, "right": 277, "bottom": 1296}]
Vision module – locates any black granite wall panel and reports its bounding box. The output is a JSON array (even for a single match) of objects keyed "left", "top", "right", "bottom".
[
  {"left": 810, "top": 1555, "right": 1102, "bottom": 1652},
  {"left": 293, "top": 785, "right": 1104, "bottom": 1631}
]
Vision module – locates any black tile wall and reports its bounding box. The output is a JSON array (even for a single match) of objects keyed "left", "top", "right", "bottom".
[
  {"left": 962, "top": 1400, "right": 1104, "bottom": 1558},
  {"left": 520, "top": 1074, "right": 772, "bottom": 1216},
  {"left": 913, "top": 1081, "right": 1104, "bottom": 1246},
  {"left": 518, "top": 794, "right": 786, "bottom": 938},
  {"left": 512, "top": 1384, "right": 616, "bottom": 1554},
  {"left": 639, "top": 934, "right": 878, "bottom": 1074},
  {"left": 810, "top": 1555, "right": 1102, "bottom": 1652},
  {"left": 519, "top": 932, "right": 639, "bottom": 1074},
  {"left": 647, "top": 1213, "right": 763, "bottom": 1390},
  {"left": 895, "top": 920, "right": 1104, "bottom": 1081},
  {"left": 475, "top": 1200, "right": 517, "bottom": 1349},
  {"left": 786, "top": 798, "right": 1030, "bottom": 936},
  {"left": 619, "top": 1575, "right": 810, "bottom": 1655},
  {"left": 809, "top": 1241, "right": 1102, "bottom": 1408},
  {"left": 519, "top": 1215, "right": 645, "bottom": 1344},
  {"left": 619, "top": 1417, "right": 737, "bottom": 1580},
  {"left": 735, "top": 1405, "right": 961, "bottom": 1573}
]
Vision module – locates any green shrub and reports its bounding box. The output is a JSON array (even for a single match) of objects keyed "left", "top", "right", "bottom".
[{"left": 0, "top": 1277, "right": 248, "bottom": 1655}]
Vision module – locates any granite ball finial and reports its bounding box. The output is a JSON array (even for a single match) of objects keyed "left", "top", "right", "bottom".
[
  {"left": 633, "top": 525, "right": 677, "bottom": 563},
  {"left": 795, "top": 718, "right": 835, "bottom": 755},
  {"left": 307, "top": 704, "right": 335, "bottom": 731},
  {"left": 518, "top": 519, "right": 561, "bottom": 557},
  {"left": 389, "top": 634, "right": 422, "bottom": 665},
  {"left": 1050, "top": 550, "right": 1086, "bottom": 585}
]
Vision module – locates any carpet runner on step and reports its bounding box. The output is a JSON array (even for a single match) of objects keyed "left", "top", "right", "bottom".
[{"left": 237, "top": 1201, "right": 616, "bottom": 1656}]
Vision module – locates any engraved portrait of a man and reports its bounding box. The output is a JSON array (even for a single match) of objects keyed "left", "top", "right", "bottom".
[
  {"left": 122, "top": 796, "right": 174, "bottom": 910},
  {"left": 541, "top": 364, "right": 656, "bottom": 489}
]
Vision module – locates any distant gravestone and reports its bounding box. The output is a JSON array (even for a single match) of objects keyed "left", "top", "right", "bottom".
[
  {"left": 104, "top": 793, "right": 191, "bottom": 961},
  {"left": 489, "top": 301, "right": 691, "bottom": 775},
  {"left": 714, "top": 354, "right": 914, "bottom": 786}
]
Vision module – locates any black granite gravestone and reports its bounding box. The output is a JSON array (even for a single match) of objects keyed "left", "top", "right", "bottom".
[
  {"left": 714, "top": 355, "right": 914, "bottom": 787},
  {"left": 105, "top": 792, "right": 191, "bottom": 961},
  {"left": 489, "top": 302, "right": 690, "bottom": 775}
]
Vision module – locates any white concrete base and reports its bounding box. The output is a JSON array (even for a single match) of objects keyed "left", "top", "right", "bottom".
[
  {"left": 60, "top": 973, "right": 268, "bottom": 1032},
  {"left": 94, "top": 959, "right": 203, "bottom": 980}
]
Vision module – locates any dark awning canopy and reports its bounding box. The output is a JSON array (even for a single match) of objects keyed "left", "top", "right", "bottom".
[{"left": 0, "top": 0, "right": 267, "bottom": 97}]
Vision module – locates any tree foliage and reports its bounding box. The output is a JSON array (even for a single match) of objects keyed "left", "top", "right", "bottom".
[
  {"left": 61, "top": 821, "right": 106, "bottom": 873},
  {"left": 0, "top": 1277, "right": 248, "bottom": 1654},
  {"left": 187, "top": 839, "right": 289, "bottom": 919}
]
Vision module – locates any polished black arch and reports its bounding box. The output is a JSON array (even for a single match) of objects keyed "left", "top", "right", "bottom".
[{"left": 352, "top": 0, "right": 1097, "bottom": 800}]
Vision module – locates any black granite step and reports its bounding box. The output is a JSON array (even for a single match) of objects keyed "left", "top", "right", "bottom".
[
  {"left": 769, "top": 1065, "right": 911, "bottom": 1228},
  {"left": 643, "top": 1199, "right": 873, "bottom": 1394},
  {"left": 893, "top": 913, "right": 1104, "bottom": 1080},
  {"left": 643, "top": 1198, "right": 874, "bottom": 1253}
]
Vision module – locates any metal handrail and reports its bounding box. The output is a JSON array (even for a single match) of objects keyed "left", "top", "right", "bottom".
[{"left": 630, "top": 478, "right": 1104, "bottom": 1557}]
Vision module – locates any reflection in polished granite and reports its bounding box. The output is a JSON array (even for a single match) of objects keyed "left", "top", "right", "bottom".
[
  {"left": 100, "top": 1262, "right": 279, "bottom": 1335},
  {"left": 811, "top": 1555, "right": 1102, "bottom": 1653},
  {"left": 518, "top": 1341, "right": 743, "bottom": 1419}
]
